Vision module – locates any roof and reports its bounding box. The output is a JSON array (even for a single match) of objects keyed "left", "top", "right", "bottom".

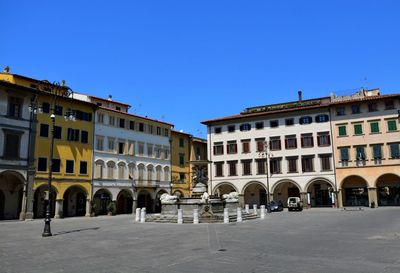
[
  {"left": 89, "top": 95, "right": 131, "bottom": 107},
  {"left": 192, "top": 137, "right": 207, "bottom": 143},
  {"left": 172, "top": 130, "right": 192, "bottom": 137},
  {"left": 329, "top": 93, "right": 400, "bottom": 106}
]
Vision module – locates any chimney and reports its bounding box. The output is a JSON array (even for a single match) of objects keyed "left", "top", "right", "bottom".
[
  {"left": 298, "top": 90, "right": 302, "bottom": 102},
  {"left": 107, "top": 95, "right": 113, "bottom": 101}
]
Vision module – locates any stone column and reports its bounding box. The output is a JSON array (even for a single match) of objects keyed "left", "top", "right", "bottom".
[
  {"left": 223, "top": 208, "right": 229, "bottom": 224},
  {"left": 337, "top": 189, "right": 343, "bottom": 208},
  {"left": 260, "top": 205, "right": 265, "bottom": 219},
  {"left": 135, "top": 208, "right": 141, "bottom": 222},
  {"left": 253, "top": 204, "right": 258, "bottom": 215},
  {"left": 54, "top": 199, "right": 63, "bottom": 219},
  {"left": 85, "top": 198, "right": 91, "bottom": 217},
  {"left": 368, "top": 187, "right": 378, "bottom": 208},
  {"left": 238, "top": 194, "right": 245, "bottom": 208},
  {"left": 132, "top": 198, "right": 138, "bottom": 214},
  {"left": 24, "top": 170, "right": 35, "bottom": 220},
  {"left": 193, "top": 209, "right": 199, "bottom": 224},
  {"left": 245, "top": 204, "right": 250, "bottom": 214},
  {"left": 19, "top": 182, "right": 28, "bottom": 221},
  {"left": 177, "top": 209, "right": 183, "bottom": 224},
  {"left": 300, "top": 192, "right": 307, "bottom": 209},
  {"left": 140, "top": 208, "right": 146, "bottom": 223},
  {"left": 236, "top": 207, "right": 242, "bottom": 222}
]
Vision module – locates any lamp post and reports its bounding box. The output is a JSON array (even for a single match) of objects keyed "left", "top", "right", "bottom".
[{"left": 259, "top": 141, "right": 272, "bottom": 213}]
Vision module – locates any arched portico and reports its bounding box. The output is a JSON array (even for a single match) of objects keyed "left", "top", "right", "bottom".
[
  {"left": 116, "top": 189, "right": 133, "bottom": 214},
  {"left": 242, "top": 181, "right": 267, "bottom": 207},
  {"left": 154, "top": 190, "right": 168, "bottom": 213},
  {"left": 271, "top": 180, "right": 301, "bottom": 206},
  {"left": 341, "top": 176, "right": 369, "bottom": 207},
  {"left": 305, "top": 178, "right": 335, "bottom": 207},
  {"left": 137, "top": 190, "right": 153, "bottom": 213},
  {"left": 376, "top": 174, "right": 400, "bottom": 206},
  {"left": 213, "top": 182, "right": 238, "bottom": 197},
  {"left": 33, "top": 184, "right": 57, "bottom": 219},
  {"left": 93, "top": 189, "right": 112, "bottom": 215},
  {"left": 63, "top": 186, "right": 88, "bottom": 218},
  {"left": 0, "top": 171, "right": 25, "bottom": 220}
]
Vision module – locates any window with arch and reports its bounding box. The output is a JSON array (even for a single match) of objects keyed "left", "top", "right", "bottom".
[
  {"left": 95, "top": 160, "right": 105, "bottom": 179},
  {"left": 156, "top": 166, "right": 162, "bottom": 182},
  {"left": 164, "top": 167, "right": 170, "bottom": 181},
  {"left": 128, "top": 163, "right": 135, "bottom": 180},
  {"left": 118, "top": 162, "right": 126, "bottom": 179},
  {"left": 138, "top": 164, "right": 145, "bottom": 182},
  {"left": 107, "top": 161, "right": 115, "bottom": 179},
  {"left": 147, "top": 165, "right": 154, "bottom": 181}
]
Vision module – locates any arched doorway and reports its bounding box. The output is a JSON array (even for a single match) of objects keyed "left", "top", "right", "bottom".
[
  {"left": 93, "top": 189, "right": 112, "bottom": 215},
  {"left": 116, "top": 190, "right": 133, "bottom": 214},
  {"left": 243, "top": 182, "right": 267, "bottom": 207},
  {"left": 33, "top": 185, "right": 56, "bottom": 219},
  {"left": 155, "top": 190, "right": 167, "bottom": 213},
  {"left": 63, "top": 186, "right": 87, "bottom": 217},
  {"left": 213, "top": 183, "right": 237, "bottom": 197},
  {"left": 341, "top": 176, "right": 369, "bottom": 207},
  {"left": 0, "top": 171, "right": 24, "bottom": 220},
  {"left": 306, "top": 179, "right": 334, "bottom": 207},
  {"left": 137, "top": 190, "right": 153, "bottom": 213},
  {"left": 272, "top": 180, "right": 301, "bottom": 206},
  {"left": 376, "top": 174, "right": 400, "bottom": 206}
]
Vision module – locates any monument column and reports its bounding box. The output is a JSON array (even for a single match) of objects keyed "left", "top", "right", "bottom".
[{"left": 54, "top": 199, "right": 63, "bottom": 218}]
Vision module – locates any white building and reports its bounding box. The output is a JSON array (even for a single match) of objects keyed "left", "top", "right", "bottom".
[
  {"left": 202, "top": 92, "right": 337, "bottom": 208},
  {"left": 73, "top": 93, "right": 173, "bottom": 214}
]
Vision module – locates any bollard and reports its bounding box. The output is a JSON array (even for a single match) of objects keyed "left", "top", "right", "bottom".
[
  {"left": 253, "top": 204, "right": 258, "bottom": 215},
  {"left": 140, "top": 207, "right": 146, "bottom": 223},
  {"left": 245, "top": 204, "right": 250, "bottom": 214},
  {"left": 224, "top": 208, "right": 229, "bottom": 224},
  {"left": 236, "top": 207, "right": 243, "bottom": 222},
  {"left": 177, "top": 209, "right": 183, "bottom": 224},
  {"left": 193, "top": 208, "right": 199, "bottom": 224},
  {"left": 260, "top": 205, "right": 265, "bottom": 219},
  {"left": 135, "top": 208, "right": 141, "bottom": 222}
]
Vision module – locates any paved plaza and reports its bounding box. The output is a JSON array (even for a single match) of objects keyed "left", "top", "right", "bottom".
[{"left": 1, "top": 208, "right": 400, "bottom": 273}]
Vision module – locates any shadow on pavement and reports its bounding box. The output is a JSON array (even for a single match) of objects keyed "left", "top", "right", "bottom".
[{"left": 53, "top": 227, "right": 100, "bottom": 236}]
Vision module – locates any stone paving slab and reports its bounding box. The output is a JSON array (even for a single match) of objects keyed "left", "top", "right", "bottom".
[{"left": 1, "top": 208, "right": 400, "bottom": 273}]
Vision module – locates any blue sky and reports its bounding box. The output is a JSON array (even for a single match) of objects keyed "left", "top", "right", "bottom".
[{"left": 1, "top": 1, "right": 399, "bottom": 137}]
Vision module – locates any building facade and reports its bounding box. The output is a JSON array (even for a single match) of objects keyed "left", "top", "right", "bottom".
[
  {"left": 330, "top": 89, "right": 400, "bottom": 208},
  {"left": 171, "top": 130, "right": 191, "bottom": 197}
]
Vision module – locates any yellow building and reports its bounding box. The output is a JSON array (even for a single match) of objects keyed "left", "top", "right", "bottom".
[
  {"left": 189, "top": 137, "right": 208, "bottom": 195},
  {"left": 0, "top": 73, "right": 96, "bottom": 218},
  {"left": 171, "top": 131, "right": 191, "bottom": 197}
]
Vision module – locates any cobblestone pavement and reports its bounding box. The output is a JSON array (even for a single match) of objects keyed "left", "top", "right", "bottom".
[{"left": 1, "top": 207, "right": 400, "bottom": 273}]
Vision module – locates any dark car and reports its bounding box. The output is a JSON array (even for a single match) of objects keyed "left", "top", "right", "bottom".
[{"left": 267, "top": 201, "right": 283, "bottom": 212}]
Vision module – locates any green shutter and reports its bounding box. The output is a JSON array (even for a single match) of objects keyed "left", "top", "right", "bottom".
[
  {"left": 370, "top": 122, "right": 379, "bottom": 133},
  {"left": 354, "top": 124, "right": 363, "bottom": 135},
  {"left": 340, "top": 148, "right": 349, "bottom": 161},
  {"left": 388, "top": 120, "right": 398, "bottom": 131},
  {"left": 338, "top": 126, "right": 347, "bottom": 136},
  {"left": 373, "top": 145, "right": 382, "bottom": 158}
]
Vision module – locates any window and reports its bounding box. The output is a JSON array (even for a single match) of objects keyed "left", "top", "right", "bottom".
[
  {"left": 239, "top": 123, "right": 251, "bottom": 131},
  {"left": 270, "top": 158, "right": 281, "bottom": 174},
  {"left": 97, "top": 113, "right": 104, "bottom": 123},
  {"left": 164, "top": 128, "right": 169, "bottom": 137},
  {"left": 147, "top": 165, "right": 153, "bottom": 182},
  {"left": 66, "top": 160, "right": 74, "bottom": 174},
  {"left": 67, "top": 128, "right": 80, "bottom": 141},
  {"left": 385, "top": 100, "right": 395, "bottom": 110},
  {"left": 80, "top": 161, "right": 88, "bottom": 174},
  {"left": 354, "top": 124, "right": 363, "bottom": 135},
  {"left": 178, "top": 173, "right": 185, "bottom": 182},
  {"left": 3, "top": 130, "right": 21, "bottom": 158},
  {"left": 301, "top": 156, "right": 314, "bottom": 172},
  {"left": 242, "top": 141, "right": 250, "bottom": 153},
  {"left": 368, "top": 102, "right": 378, "bottom": 112},
  {"left": 338, "top": 125, "right": 347, "bottom": 136},
  {"left": 40, "top": 124, "right": 49, "bottom": 137},
  {"left": 370, "top": 122, "right": 380, "bottom": 134},
  {"left": 317, "top": 132, "right": 330, "bottom": 146},
  {"left": 320, "top": 155, "right": 332, "bottom": 171},
  {"left": 215, "top": 127, "right": 222, "bottom": 134},
  {"left": 242, "top": 160, "right": 252, "bottom": 175},
  {"left": 355, "top": 146, "right": 366, "bottom": 161},
  {"left": 301, "top": 134, "right": 314, "bottom": 148},
  {"left": 138, "top": 143, "right": 144, "bottom": 156},
  {"left": 129, "top": 121, "right": 135, "bottom": 130},
  {"left": 116, "top": 106, "right": 121, "bottom": 111},
  {"left": 390, "top": 143, "right": 400, "bottom": 159},
  {"left": 96, "top": 137, "right": 104, "bottom": 151},
  {"left": 74, "top": 110, "right": 92, "bottom": 122},
  {"left": 287, "top": 157, "right": 298, "bottom": 173},
  {"left": 256, "top": 159, "right": 266, "bottom": 174},
  {"left": 228, "top": 161, "right": 237, "bottom": 176},
  {"left": 164, "top": 147, "right": 170, "bottom": 159},
  {"left": 95, "top": 161, "right": 104, "bottom": 178},
  {"left": 372, "top": 145, "right": 382, "bottom": 159},
  {"left": 118, "top": 163, "right": 125, "bottom": 179},
  {"left": 315, "top": 114, "right": 329, "bottom": 123},
  {"left": 255, "top": 122, "right": 264, "bottom": 130},
  {"left": 53, "top": 126, "right": 62, "bottom": 139},
  {"left": 285, "top": 118, "right": 294, "bottom": 126},
  {"left": 42, "top": 102, "right": 50, "bottom": 113},
  {"left": 256, "top": 139, "right": 265, "bottom": 152},
  {"left": 147, "top": 144, "right": 153, "bottom": 157},
  {"left": 285, "top": 135, "right": 297, "bottom": 149},
  {"left": 108, "top": 138, "right": 115, "bottom": 152},
  {"left": 156, "top": 126, "right": 161, "bottom": 135},
  {"left": 213, "top": 142, "right": 224, "bottom": 155},
  {"left": 118, "top": 142, "right": 125, "bottom": 154},
  {"left": 351, "top": 105, "right": 361, "bottom": 114},
  {"left": 139, "top": 123, "right": 144, "bottom": 132},
  {"left": 336, "top": 107, "right": 345, "bottom": 116},
  {"left": 228, "top": 125, "right": 236, "bottom": 132},
  {"left": 270, "top": 120, "right": 279, "bottom": 128},
  {"left": 109, "top": 116, "right": 115, "bottom": 126},
  {"left": 128, "top": 141, "right": 135, "bottom": 156},
  {"left": 38, "top": 157, "right": 47, "bottom": 171},
  {"left": 387, "top": 120, "right": 398, "bottom": 132},
  {"left": 340, "top": 147, "right": 349, "bottom": 162},
  {"left": 155, "top": 146, "right": 161, "bottom": 158},
  {"left": 179, "top": 154, "right": 185, "bottom": 165},
  {"left": 215, "top": 162, "right": 224, "bottom": 177},
  {"left": 299, "top": 116, "right": 312, "bottom": 125},
  {"left": 179, "top": 138, "right": 184, "bottom": 147},
  {"left": 227, "top": 141, "right": 237, "bottom": 154},
  {"left": 119, "top": 118, "right": 125, "bottom": 128},
  {"left": 270, "top": 137, "right": 281, "bottom": 151},
  {"left": 52, "top": 159, "right": 61, "bottom": 172},
  {"left": 81, "top": 131, "right": 88, "bottom": 144},
  {"left": 8, "top": 97, "right": 23, "bottom": 118},
  {"left": 148, "top": 125, "right": 153, "bottom": 134},
  {"left": 54, "top": 105, "right": 63, "bottom": 116},
  {"left": 138, "top": 165, "right": 144, "bottom": 181}
]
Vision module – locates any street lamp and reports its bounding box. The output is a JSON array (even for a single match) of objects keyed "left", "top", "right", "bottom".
[{"left": 259, "top": 141, "right": 272, "bottom": 213}]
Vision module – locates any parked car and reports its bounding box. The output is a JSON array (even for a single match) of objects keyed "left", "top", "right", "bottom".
[
  {"left": 287, "top": 197, "right": 303, "bottom": 211},
  {"left": 267, "top": 201, "right": 283, "bottom": 212}
]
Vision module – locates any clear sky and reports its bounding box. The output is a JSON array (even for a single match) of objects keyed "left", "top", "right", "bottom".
[{"left": 1, "top": 1, "right": 399, "bottom": 138}]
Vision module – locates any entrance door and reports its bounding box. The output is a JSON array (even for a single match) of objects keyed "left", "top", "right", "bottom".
[
  {"left": 259, "top": 189, "right": 267, "bottom": 205},
  {"left": 76, "top": 192, "right": 86, "bottom": 216},
  {"left": 288, "top": 187, "right": 300, "bottom": 197}
]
